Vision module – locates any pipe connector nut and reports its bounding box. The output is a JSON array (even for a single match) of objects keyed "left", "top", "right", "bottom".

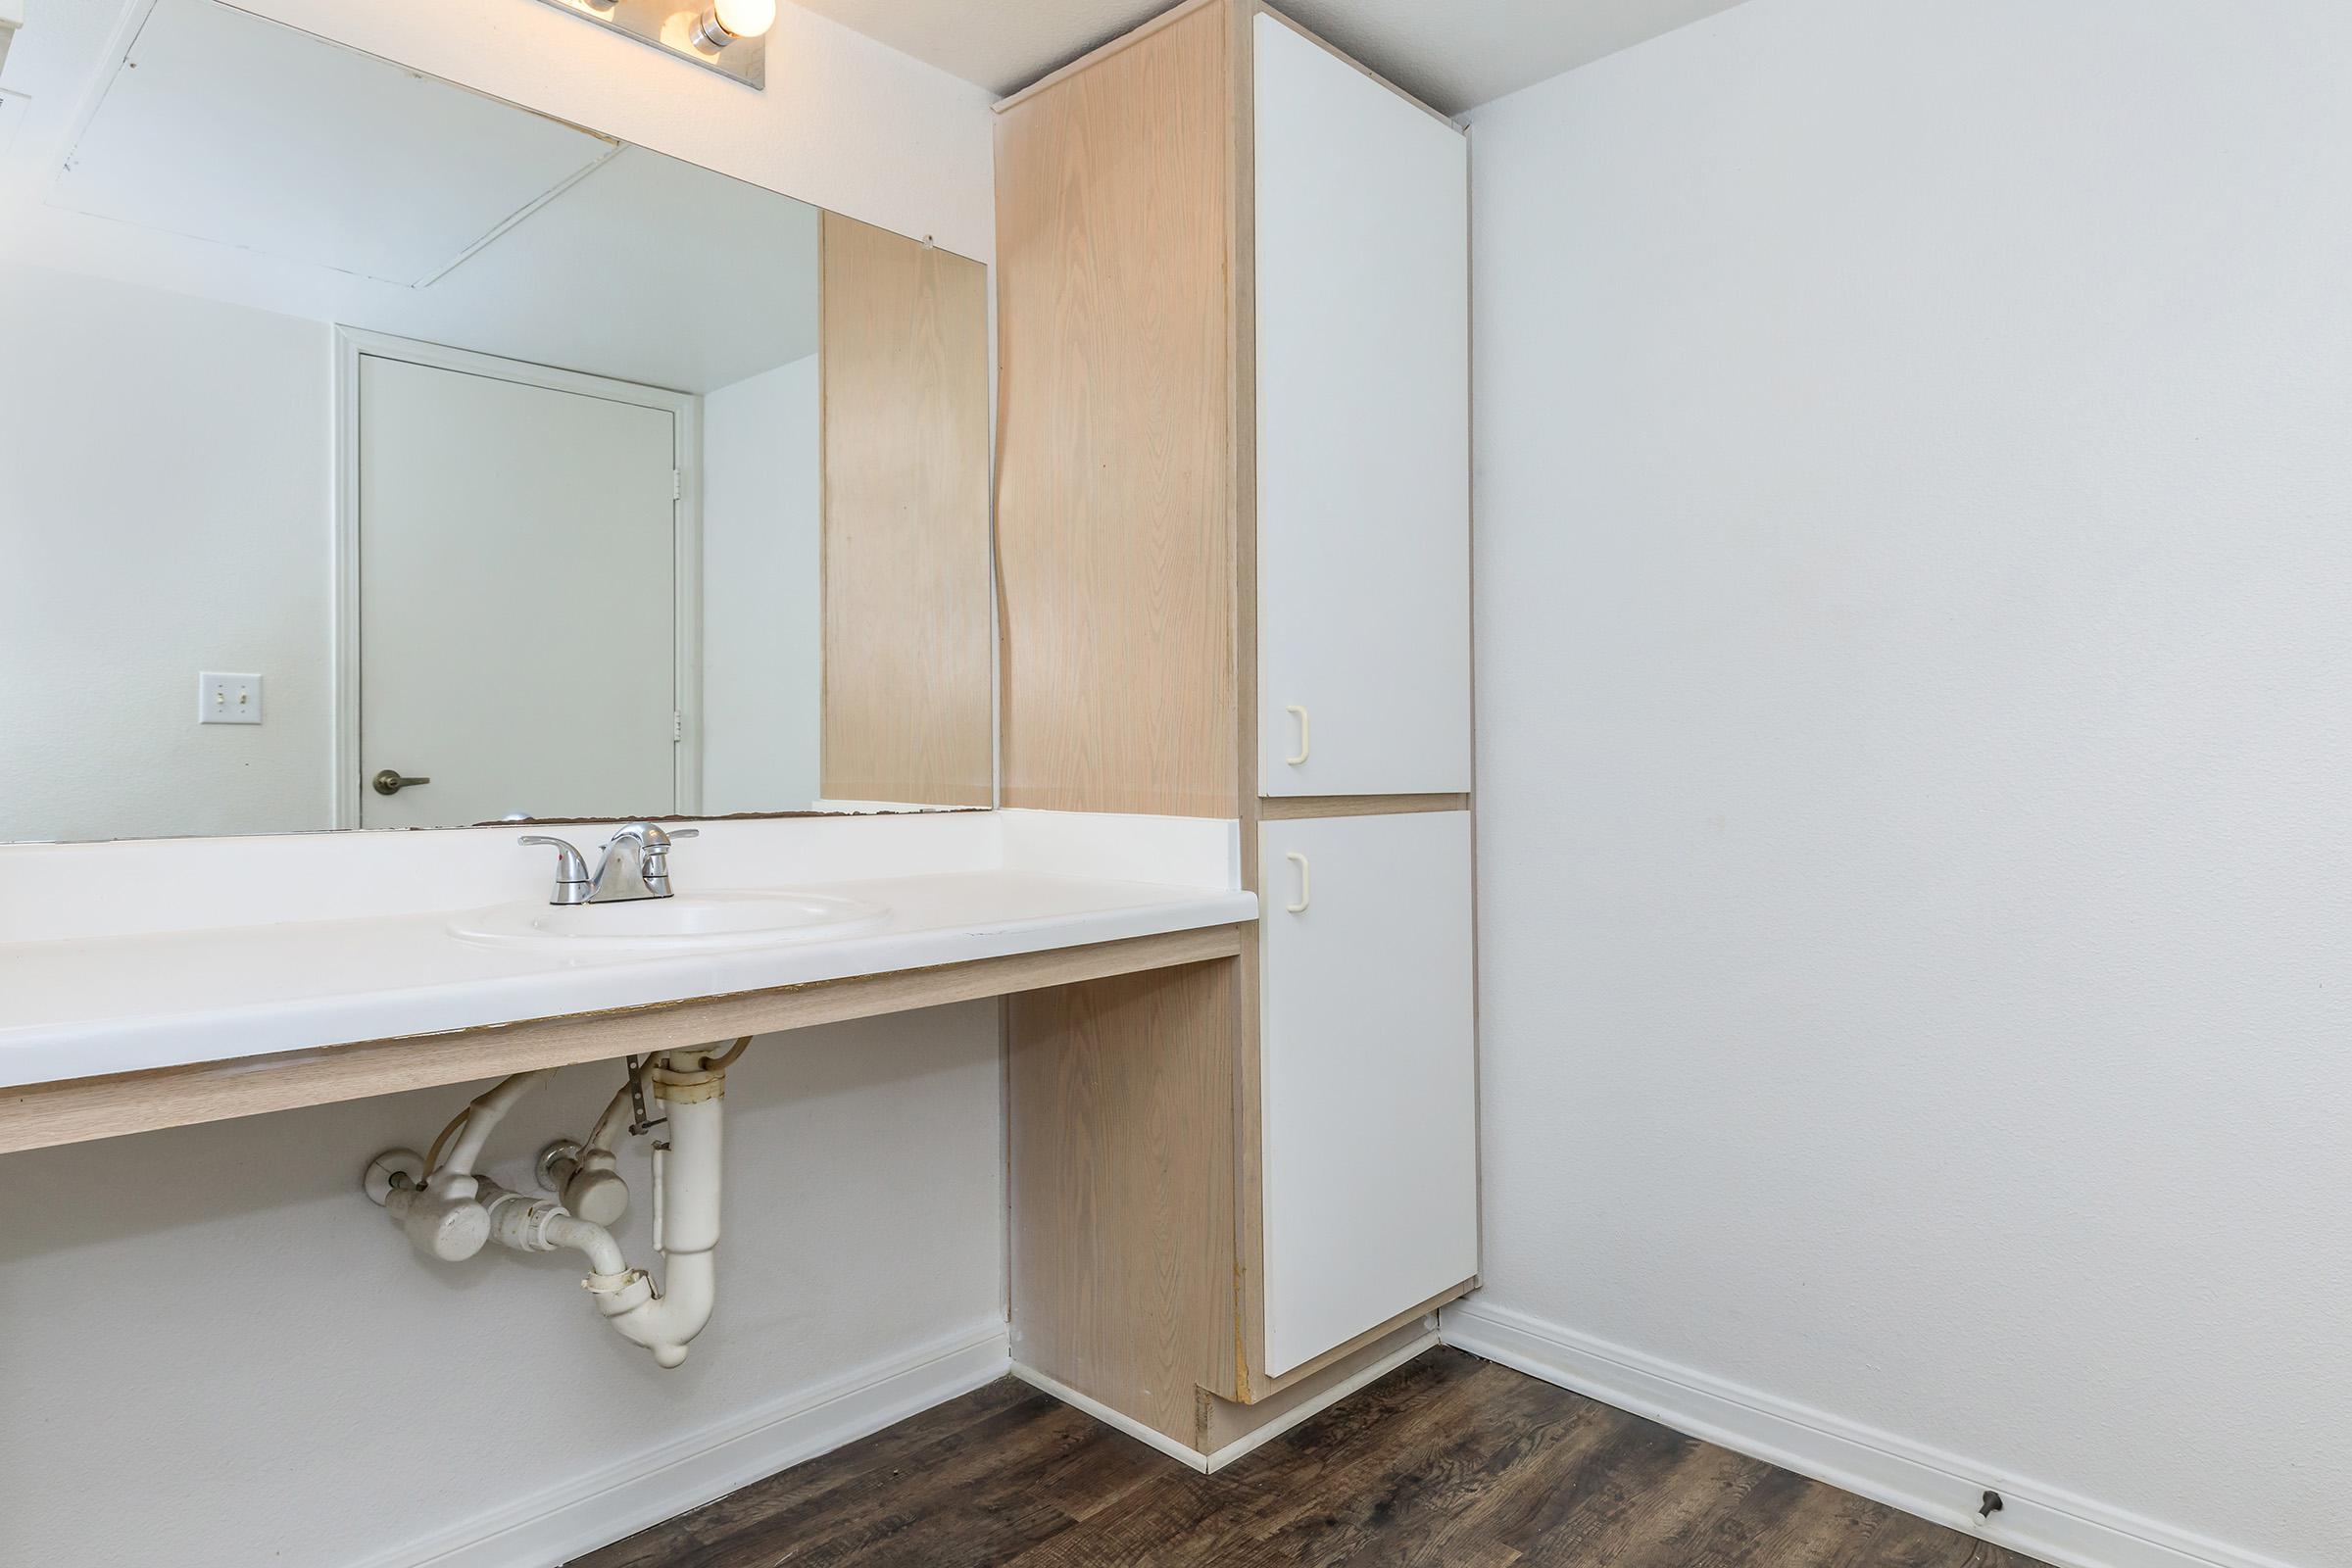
[
  {"left": 583, "top": 1266, "right": 651, "bottom": 1298},
  {"left": 652, "top": 1064, "right": 726, "bottom": 1104}
]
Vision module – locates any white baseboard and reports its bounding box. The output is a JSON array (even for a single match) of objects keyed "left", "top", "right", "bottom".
[
  {"left": 1440, "top": 1302, "right": 2300, "bottom": 1568},
  {"left": 1012, "top": 1329, "right": 1438, "bottom": 1476},
  {"left": 1008, "top": 1363, "right": 1217, "bottom": 1472},
  {"left": 352, "top": 1319, "right": 1011, "bottom": 1568},
  {"left": 1202, "top": 1330, "right": 1439, "bottom": 1473}
]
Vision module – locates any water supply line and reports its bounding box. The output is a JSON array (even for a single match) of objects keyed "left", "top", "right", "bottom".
[{"left": 363, "top": 1041, "right": 746, "bottom": 1368}]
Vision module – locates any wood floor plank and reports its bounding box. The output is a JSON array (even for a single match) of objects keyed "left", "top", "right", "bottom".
[
  {"left": 717, "top": 1396, "right": 1116, "bottom": 1568},
  {"left": 1616, "top": 1460, "right": 1849, "bottom": 1568},
  {"left": 1185, "top": 1360, "right": 1544, "bottom": 1563},
  {"left": 1213, "top": 1360, "right": 1571, "bottom": 1567},
  {"left": 1029, "top": 1352, "right": 1494, "bottom": 1568},
  {"left": 579, "top": 1386, "right": 1090, "bottom": 1567},
  {"left": 571, "top": 1348, "right": 2056, "bottom": 1568},
  {"left": 1556, "top": 1437, "right": 1788, "bottom": 1566},
  {"left": 998, "top": 1471, "right": 1269, "bottom": 1568},
  {"left": 1476, "top": 1397, "right": 1704, "bottom": 1558},
  {"left": 577, "top": 1378, "right": 1042, "bottom": 1568},
  {"left": 1379, "top": 1373, "right": 1623, "bottom": 1567}
]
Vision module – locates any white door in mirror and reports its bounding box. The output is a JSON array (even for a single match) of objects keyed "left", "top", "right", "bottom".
[
  {"left": 197, "top": 672, "right": 263, "bottom": 724},
  {"left": 357, "top": 352, "right": 680, "bottom": 828}
]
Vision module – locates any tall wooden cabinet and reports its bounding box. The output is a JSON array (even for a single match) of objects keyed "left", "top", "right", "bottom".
[{"left": 998, "top": 0, "right": 1477, "bottom": 1464}]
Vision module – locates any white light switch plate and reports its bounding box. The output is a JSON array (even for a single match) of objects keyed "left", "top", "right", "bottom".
[{"left": 198, "top": 672, "right": 264, "bottom": 724}]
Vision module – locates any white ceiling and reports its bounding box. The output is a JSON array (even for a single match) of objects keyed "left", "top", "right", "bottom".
[
  {"left": 59, "top": 0, "right": 620, "bottom": 286},
  {"left": 0, "top": 0, "right": 822, "bottom": 393},
  {"left": 791, "top": 0, "right": 1754, "bottom": 114}
]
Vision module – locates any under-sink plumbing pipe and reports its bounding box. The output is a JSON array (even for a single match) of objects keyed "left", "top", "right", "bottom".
[
  {"left": 436, "top": 1068, "right": 559, "bottom": 1191},
  {"left": 365, "top": 1046, "right": 737, "bottom": 1367},
  {"left": 374, "top": 1068, "right": 560, "bottom": 1261},
  {"left": 537, "top": 1061, "right": 648, "bottom": 1227},
  {"left": 599, "top": 1055, "right": 726, "bottom": 1366},
  {"left": 474, "top": 1176, "right": 628, "bottom": 1276}
]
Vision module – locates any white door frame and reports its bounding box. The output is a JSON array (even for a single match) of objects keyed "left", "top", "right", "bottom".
[{"left": 332, "top": 326, "right": 704, "bottom": 828}]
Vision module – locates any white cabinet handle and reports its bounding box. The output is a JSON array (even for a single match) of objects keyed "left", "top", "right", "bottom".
[
  {"left": 1285, "top": 851, "right": 1310, "bottom": 913},
  {"left": 1285, "top": 705, "right": 1310, "bottom": 766}
]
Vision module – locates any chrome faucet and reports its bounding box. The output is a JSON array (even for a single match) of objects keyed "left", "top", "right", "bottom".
[
  {"left": 518, "top": 823, "right": 699, "bottom": 906},
  {"left": 592, "top": 822, "right": 699, "bottom": 903}
]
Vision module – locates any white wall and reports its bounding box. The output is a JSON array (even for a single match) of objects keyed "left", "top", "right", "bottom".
[
  {"left": 0, "top": 268, "right": 832, "bottom": 841},
  {"left": 704, "top": 354, "right": 824, "bottom": 812},
  {"left": 0, "top": 1006, "right": 1004, "bottom": 1567},
  {"left": 234, "top": 0, "right": 995, "bottom": 263},
  {"left": 0, "top": 260, "right": 332, "bottom": 841},
  {"left": 1460, "top": 3, "right": 2352, "bottom": 1566},
  {"left": 0, "top": 6, "right": 1005, "bottom": 1566}
]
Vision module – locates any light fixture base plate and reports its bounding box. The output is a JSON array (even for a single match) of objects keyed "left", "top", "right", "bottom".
[{"left": 527, "top": 0, "right": 765, "bottom": 89}]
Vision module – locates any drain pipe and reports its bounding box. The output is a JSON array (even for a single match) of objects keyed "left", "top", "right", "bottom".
[
  {"left": 597, "top": 1056, "right": 726, "bottom": 1367},
  {"left": 365, "top": 1047, "right": 733, "bottom": 1367},
  {"left": 474, "top": 1177, "right": 628, "bottom": 1276}
]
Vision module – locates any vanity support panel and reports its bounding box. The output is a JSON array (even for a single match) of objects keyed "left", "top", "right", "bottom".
[{"left": 1007, "top": 960, "right": 1245, "bottom": 1442}]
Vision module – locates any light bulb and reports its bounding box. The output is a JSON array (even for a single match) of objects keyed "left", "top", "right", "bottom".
[{"left": 693, "top": 0, "right": 774, "bottom": 47}]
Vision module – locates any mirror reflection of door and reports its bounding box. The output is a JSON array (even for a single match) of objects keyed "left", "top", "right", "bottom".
[
  {"left": 0, "top": 0, "right": 995, "bottom": 847},
  {"left": 352, "top": 344, "right": 692, "bottom": 827}
]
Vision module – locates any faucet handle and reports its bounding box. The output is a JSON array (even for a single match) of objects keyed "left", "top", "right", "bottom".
[
  {"left": 640, "top": 826, "right": 697, "bottom": 898},
  {"left": 518, "top": 835, "right": 591, "bottom": 906}
]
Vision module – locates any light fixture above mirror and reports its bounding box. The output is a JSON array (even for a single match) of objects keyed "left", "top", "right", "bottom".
[
  {"left": 529, "top": 0, "right": 770, "bottom": 89},
  {"left": 690, "top": 0, "right": 777, "bottom": 53}
]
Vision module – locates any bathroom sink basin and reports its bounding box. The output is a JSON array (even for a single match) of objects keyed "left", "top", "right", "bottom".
[{"left": 447, "top": 890, "right": 890, "bottom": 954}]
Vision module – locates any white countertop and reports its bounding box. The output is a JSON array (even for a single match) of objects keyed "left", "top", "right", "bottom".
[{"left": 0, "top": 812, "right": 1253, "bottom": 1090}]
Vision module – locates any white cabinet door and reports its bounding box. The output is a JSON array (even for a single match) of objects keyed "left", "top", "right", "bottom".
[
  {"left": 1258, "top": 810, "right": 1478, "bottom": 1377},
  {"left": 1253, "top": 14, "right": 1471, "bottom": 798}
]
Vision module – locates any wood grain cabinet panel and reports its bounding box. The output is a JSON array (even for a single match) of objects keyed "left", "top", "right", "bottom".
[
  {"left": 819, "top": 212, "right": 994, "bottom": 808},
  {"left": 1006, "top": 960, "right": 1242, "bottom": 1443},
  {"left": 993, "top": 0, "right": 1240, "bottom": 818}
]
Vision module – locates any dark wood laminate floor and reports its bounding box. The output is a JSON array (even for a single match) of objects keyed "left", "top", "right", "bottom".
[{"left": 575, "top": 1348, "right": 2050, "bottom": 1567}]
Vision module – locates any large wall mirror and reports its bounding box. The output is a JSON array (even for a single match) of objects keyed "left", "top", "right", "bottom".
[{"left": 0, "top": 0, "right": 994, "bottom": 842}]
